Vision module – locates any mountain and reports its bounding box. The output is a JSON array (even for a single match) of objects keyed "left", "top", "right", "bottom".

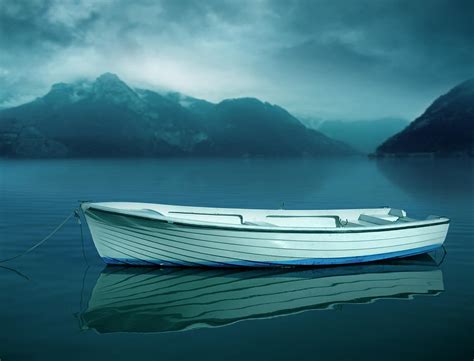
[
  {"left": 0, "top": 73, "right": 354, "bottom": 158},
  {"left": 300, "top": 117, "right": 409, "bottom": 154},
  {"left": 377, "top": 79, "right": 474, "bottom": 156}
]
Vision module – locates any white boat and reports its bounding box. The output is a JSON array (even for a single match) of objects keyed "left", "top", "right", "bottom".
[
  {"left": 81, "top": 202, "right": 449, "bottom": 267},
  {"left": 80, "top": 258, "right": 444, "bottom": 333}
]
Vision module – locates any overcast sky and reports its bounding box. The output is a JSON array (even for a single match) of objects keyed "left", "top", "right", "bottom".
[{"left": 1, "top": 0, "right": 473, "bottom": 119}]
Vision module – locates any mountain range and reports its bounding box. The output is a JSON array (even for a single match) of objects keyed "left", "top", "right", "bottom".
[
  {"left": 0, "top": 73, "right": 354, "bottom": 158},
  {"left": 1, "top": 73, "right": 472, "bottom": 158},
  {"left": 377, "top": 79, "right": 474, "bottom": 156}
]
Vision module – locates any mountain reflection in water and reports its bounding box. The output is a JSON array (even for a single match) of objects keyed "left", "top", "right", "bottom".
[
  {"left": 80, "top": 255, "right": 444, "bottom": 334},
  {"left": 376, "top": 158, "right": 474, "bottom": 202}
]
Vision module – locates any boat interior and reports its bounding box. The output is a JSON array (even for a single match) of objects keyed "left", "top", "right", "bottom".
[{"left": 84, "top": 202, "right": 442, "bottom": 229}]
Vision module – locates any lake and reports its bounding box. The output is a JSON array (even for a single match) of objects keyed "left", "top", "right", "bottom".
[{"left": 1, "top": 157, "right": 473, "bottom": 360}]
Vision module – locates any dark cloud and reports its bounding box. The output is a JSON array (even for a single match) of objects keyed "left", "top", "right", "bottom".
[
  {"left": 0, "top": 0, "right": 473, "bottom": 118},
  {"left": 272, "top": 0, "right": 474, "bottom": 84},
  {"left": 0, "top": 0, "right": 99, "bottom": 50},
  {"left": 280, "top": 39, "right": 386, "bottom": 73}
]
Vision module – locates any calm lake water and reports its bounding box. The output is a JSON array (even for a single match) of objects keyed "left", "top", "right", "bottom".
[{"left": 1, "top": 158, "right": 473, "bottom": 360}]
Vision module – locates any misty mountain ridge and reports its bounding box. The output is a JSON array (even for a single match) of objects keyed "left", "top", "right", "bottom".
[
  {"left": 0, "top": 73, "right": 355, "bottom": 158},
  {"left": 377, "top": 78, "right": 474, "bottom": 156},
  {"left": 300, "top": 117, "right": 409, "bottom": 154}
]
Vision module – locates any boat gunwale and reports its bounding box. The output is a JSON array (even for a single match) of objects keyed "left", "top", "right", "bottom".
[{"left": 83, "top": 204, "right": 450, "bottom": 234}]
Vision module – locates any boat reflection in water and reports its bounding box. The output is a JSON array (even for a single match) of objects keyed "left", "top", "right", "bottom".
[{"left": 80, "top": 255, "right": 444, "bottom": 334}]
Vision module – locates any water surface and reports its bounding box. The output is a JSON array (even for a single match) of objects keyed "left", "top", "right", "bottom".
[{"left": 1, "top": 158, "right": 472, "bottom": 360}]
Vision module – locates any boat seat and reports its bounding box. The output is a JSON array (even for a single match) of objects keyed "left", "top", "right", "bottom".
[
  {"left": 168, "top": 211, "right": 244, "bottom": 225},
  {"left": 389, "top": 208, "right": 407, "bottom": 217},
  {"left": 265, "top": 215, "right": 340, "bottom": 228},
  {"left": 396, "top": 216, "right": 418, "bottom": 223},
  {"left": 244, "top": 221, "right": 277, "bottom": 227},
  {"left": 358, "top": 214, "right": 399, "bottom": 225}
]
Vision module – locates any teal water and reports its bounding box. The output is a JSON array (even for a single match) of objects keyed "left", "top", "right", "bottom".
[{"left": 1, "top": 158, "right": 473, "bottom": 360}]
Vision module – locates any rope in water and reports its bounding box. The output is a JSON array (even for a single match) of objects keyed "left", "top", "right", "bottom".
[{"left": 0, "top": 210, "right": 80, "bottom": 263}]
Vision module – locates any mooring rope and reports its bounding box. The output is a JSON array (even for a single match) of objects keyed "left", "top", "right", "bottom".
[
  {"left": 0, "top": 210, "right": 80, "bottom": 263},
  {"left": 0, "top": 265, "right": 30, "bottom": 280}
]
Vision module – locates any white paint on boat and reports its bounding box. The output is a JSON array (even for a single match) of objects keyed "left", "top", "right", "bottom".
[{"left": 81, "top": 202, "right": 450, "bottom": 267}]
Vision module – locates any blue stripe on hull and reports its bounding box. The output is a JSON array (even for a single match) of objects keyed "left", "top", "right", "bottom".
[{"left": 102, "top": 244, "right": 442, "bottom": 267}]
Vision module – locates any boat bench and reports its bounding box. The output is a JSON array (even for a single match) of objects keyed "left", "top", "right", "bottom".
[
  {"left": 244, "top": 221, "right": 277, "bottom": 226},
  {"left": 357, "top": 213, "right": 418, "bottom": 226},
  {"left": 168, "top": 211, "right": 244, "bottom": 225},
  {"left": 396, "top": 216, "right": 418, "bottom": 223},
  {"left": 359, "top": 214, "right": 399, "bottom": 225},
  {"left": 265, "top": 215, "right": 341, "bottom": 228},
  {"left": 166, "top": 211, "right": 343, "bottom": 228},
  {"left": 163, "top": 210, "right": 420, "bottom": 228}
]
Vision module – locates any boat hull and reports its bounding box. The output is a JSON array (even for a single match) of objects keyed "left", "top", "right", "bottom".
[{"left": 83, "top": 208, "right": 449, "bottom": 267}]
